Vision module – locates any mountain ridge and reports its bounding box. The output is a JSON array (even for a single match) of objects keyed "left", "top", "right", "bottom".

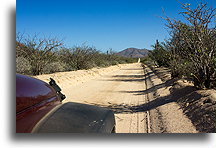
[{"left": 116, "top": 48, "right": 149, "bottom": 58}]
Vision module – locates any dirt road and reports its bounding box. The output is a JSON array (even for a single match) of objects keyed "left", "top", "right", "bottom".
[{"left": 35, "top": 63, "right": 197, "bottom": 133}]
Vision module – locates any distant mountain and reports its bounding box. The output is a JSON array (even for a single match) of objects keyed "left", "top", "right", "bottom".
[{"left": 116, "top": 48, "right": 149, "bottom": 58}]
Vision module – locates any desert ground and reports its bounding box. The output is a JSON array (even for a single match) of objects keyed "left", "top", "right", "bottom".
[{"left": 34, "top": 63, "right": 198, "bottom": 133}]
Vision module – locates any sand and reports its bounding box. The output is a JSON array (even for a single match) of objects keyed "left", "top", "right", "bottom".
[{"left": 34, "top": 63, "right": 197, "bottom": 133}]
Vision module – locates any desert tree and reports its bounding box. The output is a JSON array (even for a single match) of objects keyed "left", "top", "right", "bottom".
[
  {"left": 163, "top": 1, "right": 215, "bottom": 89},
  {"left": 16, "top": 33, "right": 63, "bottom": 75}
]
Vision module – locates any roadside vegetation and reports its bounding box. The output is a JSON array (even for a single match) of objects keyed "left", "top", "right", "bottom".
[
  {"left": 16, "top": 34, "right": 137, "bottom": 76},
  {"left": 146, "top": 2, "right": 215, "bottom": 89},
  {"left": 144, "top": 2, "right": 215, "bottom": 133}
]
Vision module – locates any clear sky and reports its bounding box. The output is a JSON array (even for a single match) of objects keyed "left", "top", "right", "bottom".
[{"left": 16, "top": 0, "right": 215, "bottom": 52}]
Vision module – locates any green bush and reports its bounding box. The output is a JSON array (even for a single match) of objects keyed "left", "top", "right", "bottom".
[{"left": 149, "top": 40, "right": 170, "bottom": 67}]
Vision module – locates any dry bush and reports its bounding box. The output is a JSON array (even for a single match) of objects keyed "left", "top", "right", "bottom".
[
  {"left": 16, "top": 34, "right": 63, "bottom": 75},
  {"left": 163, "top": 2, "right": 215, "bottom": 89},
  {"left": 16, "top": 56, "right": 32, "bottom": 74},
  {"left": 16, "top": 34, "right": 139, "bottom": 75},
  {"left": 42, "top": 62, "right": 66, "bottom": 74}
]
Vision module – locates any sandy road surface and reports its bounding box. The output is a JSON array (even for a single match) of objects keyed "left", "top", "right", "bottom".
[{"left": 35, "top": 63, "right": 197, "bottom": 133}]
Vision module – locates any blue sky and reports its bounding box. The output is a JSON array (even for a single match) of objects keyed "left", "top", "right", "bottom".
[{"left": 16, "top": 0, "right": 215, "bottom": 52}]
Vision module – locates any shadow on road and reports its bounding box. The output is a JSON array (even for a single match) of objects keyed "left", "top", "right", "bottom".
[
  {"left": 118, "top": 79, "right": 174, "bottom": 95},
  {"left": 121, "top": 68, "right": 144, "bottom": 71},
  {"left": 104, "top": 72, "right": 154, "bottom": 83},
  {"left": 112, "top": 74, "right": 151, "bottom": 78},
  {"left": 93, "top": 70, "right": 176, "bottom": 113},
  {"left": 88, "top": 78, "right": 197, "bottom": 114},
  {"left": 88, "top": 94, "right": 174, "bottom": 114}
]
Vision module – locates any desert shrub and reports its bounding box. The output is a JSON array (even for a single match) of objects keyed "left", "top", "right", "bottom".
[
  {"left": 65, "top": 46, "right": 98, "bottom": 70},
  {"left": 16, "top": 34, "right": 141, "bottom": 76},
  {"left": 95, "top": 60, "right": 111, "bottom": 67},
  {"left": 147, "top": 2, "right": 215, "bottom": 89},
  {"left": 16, "top": 56, "right": 32, "bottom": 74},
  {"left": 149, "top": 40, "right": 170, "bottom": 67},
  {"left": 111, "top": 60, "right": 119, "bottom": 65},
  {"left": 63, "top": 63, "right": 77, "bottom": 71},
  {"left": 160, "top": 2, "right": 216, "bottom": 89},
  {"left": 16, "top": 34, "right": 63, "bottom": 75},
  {"left": 125, "top": 58, "right": 137, "bottom": 63},
  {"left": 56, "top": 48, "right": 78, "bottom": 71},
  {"left": 118, "top": 60, "right": 127, "bottom": 64},
  {"left": 42, "top": 61, "right": 66, "bottom": 74}
]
